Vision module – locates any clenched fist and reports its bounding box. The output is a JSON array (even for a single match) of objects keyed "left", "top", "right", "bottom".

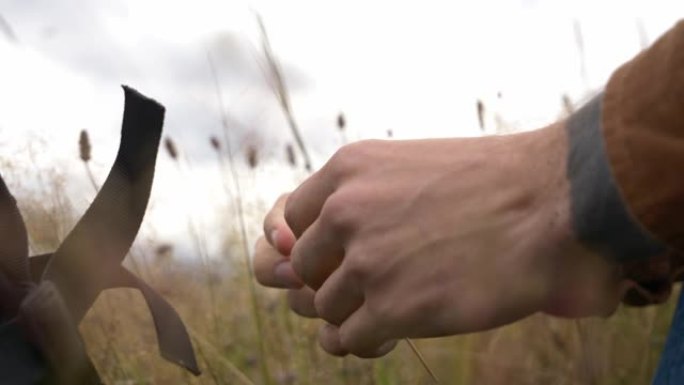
[{"left": 254, "top": 122, "right": 628, "bottom": 358}]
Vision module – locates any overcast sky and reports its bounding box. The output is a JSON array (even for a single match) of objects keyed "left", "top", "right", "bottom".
[{"left": 0, "top": 0, "right": 682, "bottom": 258}]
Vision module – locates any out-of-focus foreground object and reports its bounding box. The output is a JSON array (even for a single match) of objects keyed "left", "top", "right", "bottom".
[{"left": 0, "top": 86, "right": 199, "bottom": 384}]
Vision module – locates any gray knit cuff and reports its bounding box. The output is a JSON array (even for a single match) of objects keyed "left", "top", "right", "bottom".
[{"left": 566, "top": 94, "right": 665, "bottom": 261}]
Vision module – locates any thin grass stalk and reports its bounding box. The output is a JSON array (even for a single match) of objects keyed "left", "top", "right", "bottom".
[
  {"left": 187, "top": 216, "right": 222, "bottom": 341},
  {"left": 207, "top": 52, "right": 273, "bottom": 385},
  {"left": 193, "top": 333, "right": 223, "bottom": 385},
  {"left": 406, "top": 339, "right": 440, "bottom": 383},
  {"left": 635, "top": 18, "right": 650, "bottom": 50},
  {"left": 0, "top": 13, "right": 18, "bottom": 43},
  {"left": 573, "top": 20, "right": 588, "bottom": 88},
  {"left": 83, "top": 163, "right": 99, "bottom": 191},
  {"left": 163, "top": 136, "right": 224, "bottom": 385},
  {"left": 574, "top": 320, "right": 597, "bottom": 385},
  {"left": 164, "top": 139, "right": 223, "bottom": 350},
  {"left": 189, "top": 327, "right": 256, "bottom": 385},
  {"left": 286, "top": 303, "right": 313, "bottom": 383},
  {"left": 256, "top": 14, "right": 313, "bottom": 172}
]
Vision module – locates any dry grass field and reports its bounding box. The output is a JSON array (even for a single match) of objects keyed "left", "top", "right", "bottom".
[{"left": 5, "top": 134, "right": 676, "bottom": 385}]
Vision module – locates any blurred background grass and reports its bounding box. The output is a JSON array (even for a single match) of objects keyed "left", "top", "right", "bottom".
[{"left": 3, "top": 98, "right": 677, "bottom": 384}]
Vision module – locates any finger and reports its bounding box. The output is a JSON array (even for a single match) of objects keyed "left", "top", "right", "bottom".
[
  {"left": 291, "top": 219, "right": 345, "bottom": 290},
  {"left": 287, "top": 286, "right": 318, "bottom": 318},
  {"left": 252, "top": 237, "right": 303, "bottom": 289},
  {"left": 338, "top": 304, "right": 396, "bottom": 358},
  {"left": 318, "top": 323, "right": 347, "bottom": 356},
  {"left": 314, "top": 267, "right": 364, "bottom": 326},
  {"left": 285, "top": 169, "right": 335, "bottom": 238},
  {"left": 263, "top": 193, "right": 296, "bottom": 255},
  {"left": 318, "top": 314, "right": 397, "bottom": 358}
]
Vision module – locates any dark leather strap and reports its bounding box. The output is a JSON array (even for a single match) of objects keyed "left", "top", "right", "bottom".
[
  {"left": 0, "top": 166, "right": 30, "bottom": 284},
  {"left": 42, "top": 86, "right": 164, "bottom": 321},
  {"left": 18, "top": 281, "right": 102, "bottom": 385},
  {"left": 41, "top": 86, "right": 199, "bottom": 375}
]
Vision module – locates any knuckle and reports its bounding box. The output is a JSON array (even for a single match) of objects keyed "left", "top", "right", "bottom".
[
  {"left": 365, "top": 298, "right": 395, "bottom": 325},
  {"left": 275, "top": 192, "right": 290, "bottom": 207},
  {"left": 328, "top": 143, "right": 356, "bottom": 171},
  {"left": 326, "top": 140, "right": 376, "bottom": 177},
  {"left": 319, "top": 193, "right": 357, "bottom": 233},
  {"left": 341, "top": 254, "right": 371, "bottom": 286}
]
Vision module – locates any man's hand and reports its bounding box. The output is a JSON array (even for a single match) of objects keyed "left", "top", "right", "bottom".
[{"left": 254, "top": 123, "right": 629, "bottom": 358}]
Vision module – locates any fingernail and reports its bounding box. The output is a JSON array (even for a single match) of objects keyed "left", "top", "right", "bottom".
[
  {"left": 270, "top": 230, "right": 279, "bottom": 245},
  {"left": 274, "top": 260, "right": 302, "bottom": 288}
]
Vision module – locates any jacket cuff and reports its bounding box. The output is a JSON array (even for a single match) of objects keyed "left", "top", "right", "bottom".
[{"left": 566, "top": 94, "right": 666, "bottom": 262}]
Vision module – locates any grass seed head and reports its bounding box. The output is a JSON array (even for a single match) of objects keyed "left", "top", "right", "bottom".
[
  {"left": 79, "top": 129, "right": 91, "bottom": 162},
  {"left": 337, "top": 113, "right": 346, "bottom": 131},
  {"left": 476, "top": 99, "right": 485, "bottom": 131},
  {"left": 155, "top": 243, "right": 173, "bottom": 257},
  {"left": 246, "top": 145, "right": 258, "bottom": 169},
  {"left": 164, "top": 137, "right": 178, "bottom": 161},
  {"left": 285, "top": 144, "right": 297, "bottom": 168},
  {"left": 210, "top": 135, "right": 221, "bottom": 152}
]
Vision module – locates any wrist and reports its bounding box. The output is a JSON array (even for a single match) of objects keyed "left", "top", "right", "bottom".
[
  {"left": 512, "top": 121, "right": 620, "bottom": 317},
  {"left": 514, "top": 122, "right": 574, "bottom": 248}
]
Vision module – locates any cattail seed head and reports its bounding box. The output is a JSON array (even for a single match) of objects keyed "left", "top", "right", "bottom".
[
  {"left": 337, "top": 113, "right": 346, "bottom": 131},
  {"left": 164, "top": 137, "right": 178, "bottom": 160},
  {"left": 79, "top": 129, "right": 91, "bottom": 162},
  {"left": 155, "top": 243, "right": 173, "bottom": 259},
  {"left": 476, "top": 99, "right": 485, "bottom": 131},
  {"left": 156, "top": 243, "right": 173, "bottom": 255},
  {"left": 285, "top": 143, "right": 296, "bottom": 168},
  {"left": 210, "top": 136, "right": 221, "bottom": 151},
  {"left": 246, "top": 145, "right": 258, "bottom": 169}
]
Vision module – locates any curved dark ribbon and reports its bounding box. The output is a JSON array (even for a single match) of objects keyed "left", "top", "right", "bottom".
[{"left": 0, "top": 86, "right": 200, "bottom": 383}]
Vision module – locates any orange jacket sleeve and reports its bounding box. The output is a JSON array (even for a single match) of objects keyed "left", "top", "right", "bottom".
[{"left": 602, "top": 21, "right": 684, "bottom": 305}]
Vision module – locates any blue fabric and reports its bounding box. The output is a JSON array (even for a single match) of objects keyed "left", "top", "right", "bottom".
[
  {"left": 0, "top": 320, "right": 47, "bottom": 384},
  {"left": 653, "top": 292, "right": 684, "bottom": 384}
]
